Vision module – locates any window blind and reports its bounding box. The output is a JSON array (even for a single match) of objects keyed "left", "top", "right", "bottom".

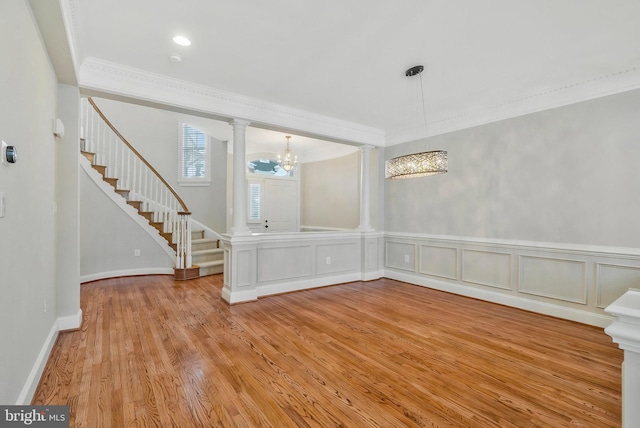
[{"left": 182, "top": 124, "right": 207, "bottom": 178}]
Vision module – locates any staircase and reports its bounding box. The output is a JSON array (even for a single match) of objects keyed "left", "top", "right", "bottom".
[{"left": 80, "top": 98, "right": 224, "bottom": 280}]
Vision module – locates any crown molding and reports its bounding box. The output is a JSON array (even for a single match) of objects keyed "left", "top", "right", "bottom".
[
  {"left": 61, "top": 0, "right": 83, "bottom": 74},
  {"left": 386, "top": 63, "right": 640, "bottom": 146},
  {"left": 79, "top": 57, "right": 385, "bottom": 146}
]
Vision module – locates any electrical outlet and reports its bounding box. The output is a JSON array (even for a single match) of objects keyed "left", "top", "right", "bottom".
[
  {"left": 134, "top": 249, "right": 140, "bottom": 256},
  {"left": 43, "top": 299, "right": 47, "bottom": 313},
  {"left": 404, "top": 255, "right": 410, "bottom": 263},
  {"left": 326, "top": 256, "right": 331, "bottom": 265}
]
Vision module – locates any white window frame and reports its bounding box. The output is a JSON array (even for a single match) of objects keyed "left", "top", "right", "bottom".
[
  {"left": 178, "top": 122, "right": 211, "bottom": 186},
  {"left": 247, "top": 179, "right": 263, "bottom": 224}
]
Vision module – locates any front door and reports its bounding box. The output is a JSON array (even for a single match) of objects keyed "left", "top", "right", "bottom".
[
  {"left": 247, "top": 177, "right": 299, "bottom": 233},
  {"left": 264, "top": 179, "right": 297, "bottom": 232}
]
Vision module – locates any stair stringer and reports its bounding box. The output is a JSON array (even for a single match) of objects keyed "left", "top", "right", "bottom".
[{"left": 79, "top": 153, "right": 177, "bottom": 264}]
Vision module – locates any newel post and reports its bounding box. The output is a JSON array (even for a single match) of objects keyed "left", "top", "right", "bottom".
[
  {"left": 176, "top": 211, "right": 192, "bottom": 269},
  {"left": 605, "top": 289, "right": 640, "bottom": 427}
]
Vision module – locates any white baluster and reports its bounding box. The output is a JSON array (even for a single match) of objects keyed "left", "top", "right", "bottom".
[
  {"left": 126, "top": 151, "right": 133, "bottom": 189},
  {"left": 113, "top": 136, "right": 119, "bottom": 179},
  {"left": 185, "top": 214, "right": 192, "bottom": 268}
]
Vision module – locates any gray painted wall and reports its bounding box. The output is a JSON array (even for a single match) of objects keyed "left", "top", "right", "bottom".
[
  {"left": 88, "top": 98, "right": 228, "bottom": 233},
  {"left": 56, "top": 84, "right": 81, "bottom": 321},
  {"left": 385, "top": 89, "right": 640, "bottom": 248},
  {"left": 0, "top": 0, "right": 59, "bottom": 404},
  {"left": 302, "top": 152, "right": 360, "bottom": 229}
]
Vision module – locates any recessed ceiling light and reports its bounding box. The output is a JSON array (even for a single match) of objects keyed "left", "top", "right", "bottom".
[
  {"left": 169, "top": 53, "right": 182, "bottom": 62},
  {"left": 172, "top": 35, "right": 191, "bottom": 46}
]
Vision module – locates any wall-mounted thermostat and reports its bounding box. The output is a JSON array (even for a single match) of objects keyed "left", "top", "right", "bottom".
[
  {"left": 6, "top": 146, "right": 16, "bottom": 163},
  {"left": 1, "top": 140, "right": 16, "bottom": 164}
]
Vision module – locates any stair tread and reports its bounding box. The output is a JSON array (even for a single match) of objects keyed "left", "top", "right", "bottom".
[
  {"left": 198, "top": 260, "right": 224, "bottom": 268},
  {"left": 192, "top": 248, "right": 223, "bottom": 255}
]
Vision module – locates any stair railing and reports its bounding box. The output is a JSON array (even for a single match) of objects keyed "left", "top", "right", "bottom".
[{"left": 81, "top": 97, "right": 192, "bottom": 269}]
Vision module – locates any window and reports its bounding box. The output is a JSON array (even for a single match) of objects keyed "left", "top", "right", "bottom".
[
  {"left": 247, "top": 158, "right": 293, "bottom": 177},
  {"left": 248, "top": 182, "right": 262, "bottom": 222},
  {"left": 179, "top": 123, "right": 211, "bottom": 186}
]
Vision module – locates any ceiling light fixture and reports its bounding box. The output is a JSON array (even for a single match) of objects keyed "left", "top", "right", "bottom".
[
  {"left": 277, "top": 135, "right": 298, "bottom": 173},
  {"left": 385, "top": 65, "right": 448, "bottom": 179},
  {"left": 172, "top": 35, "right": 191, "bottom": 46},
  {"left": 169, "top": 53, "right": 182, "bottom": 62}
]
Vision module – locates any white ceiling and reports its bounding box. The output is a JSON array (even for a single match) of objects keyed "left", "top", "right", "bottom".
[{"left": 68, "top": 0, "right": 640, "bottom": 160}]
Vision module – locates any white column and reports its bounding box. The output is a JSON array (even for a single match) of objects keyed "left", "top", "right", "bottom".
[
  {"left": 229, "top": 119, "right": 251, "bottom": 235},
  {"left": 605, "top": 289, "right": 640, "bottom": 428},
  {"left": 357, "top": 145, "right": 374, "bottom": 231}
]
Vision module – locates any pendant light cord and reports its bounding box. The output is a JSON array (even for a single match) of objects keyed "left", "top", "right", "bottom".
[{"left": 419, "top": 72, "right": 428, "bottom": 132}]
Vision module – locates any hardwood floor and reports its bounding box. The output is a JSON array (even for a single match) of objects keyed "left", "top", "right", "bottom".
[{"left": 32, "top": 275, "right": 622, "bottom": 427}]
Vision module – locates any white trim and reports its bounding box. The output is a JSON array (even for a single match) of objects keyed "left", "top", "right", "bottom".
[
  {"left": 76, "top": 57, "right": 640, "bottom": 148},
  {"left": 257, "top": 272, "right": 362, "bottom": 299},
  {"left": 385, "top": 231, "right": 640, "bottom": 258},
  {"left": 16, "top": 310, "right": 84, "bottom": 405},
  {"left": 385, "top": 270, "right": 613, "bottom": 328},
  {"left": 81, "top": 268, "right": 174, "bottom": 284},
  {"left": 16, "top": 322, "right": 59, "bottom": 405},
  {"left": 58, "top": 309, "right": 83, "bottom": 331},
  {"left": 222, "top": 287, "right": 258, "bottom": 304},
  {"left": 385, "top": 63, "right": 640, "bottom": 145},
  {"left": 361, "top": 269, "right": 384, "bottom": 281},
  {"left": 79, "top": 57, "right": 385, "bottom": 146}
]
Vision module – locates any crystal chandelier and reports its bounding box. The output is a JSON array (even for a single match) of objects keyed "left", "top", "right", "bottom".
[
  {"left": 385, "top": 150, "right": 447, "bottom": 179},
  {"left": 277, "top": 135, "right": 298, "bottom": 172},
  {"left": 385, "top": 65, "right": 448, "bottom": 179}
]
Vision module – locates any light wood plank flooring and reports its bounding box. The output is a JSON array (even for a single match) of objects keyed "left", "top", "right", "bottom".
[{"left": 33, "top": 275, "right": 622, "bottom": 427}]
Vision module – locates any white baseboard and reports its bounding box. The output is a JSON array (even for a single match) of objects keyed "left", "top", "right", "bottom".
[
  {"left": 81, "top": 268, "right": 174, "bottom": 283},
  {"left": 221, "top": 287, "right": 258, "bottom": 304},
  {"left": 385, "top": 270, "right": 614, "bottom": 328},
  {"left": 257, "top": 272, "right": 362, "bottom": 300},
  {"left": 16, "top": 309, "right": 84, "bottom": 405},
  {"left": 58, "top": 309, "right": 82, "bottom": 331},
  {"left": 361, "top": 270, "right": 384, "bottom": 281},
  {"left": 16, "top": 321, "right": 58, "bottom": 405}
]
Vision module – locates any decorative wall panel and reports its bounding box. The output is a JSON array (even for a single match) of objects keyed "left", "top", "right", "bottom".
[
  {"left": 419, "top": 245, "right": 458, "bottom": 280},
  {"left": 596, "top": 263, "right": 640, "bottom": 308},
  {"left": 386, "top": 242, "right": 416, "bottom": 271},
  {"left": 237, "top": 249, "right": 254, "bottom": 287},
  {"left": 258, "top": 245, "right": 312, "bottom": 282},
  {"left": 462, "top": 249, "right": 512, "bottom": 290},
  {"left": 519, "top": 255, "right": 587, "bottom": 304},
  {"left": 365, "top": 240, "right": 379, "bottom": 271},
  {"left": 316, "top": 242, "right": 360, "bottom": 275}
]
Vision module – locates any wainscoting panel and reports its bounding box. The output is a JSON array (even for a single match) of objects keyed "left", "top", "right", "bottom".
[
  {"left": 462, "top": 249, "right": 512, "bottom": 290},
  {"left": 386, "top": 241, "right": 416, "bottom": 271},
  {"left": 419, "top": 245, "right": 458, "bottom": 280},
  {"left": 236, "top": 249, "right": 255, "bottom": 287},
  {"left": 365, "top": 239, "right": 379, "bottom": 271},
  {"left": 518, "top": 255, "right": 587, "bottom": 304},
  {"left": 258, "top": 245, "right": 313, "bottom": 282},
  {"left": 316, "top": 242, "right": 360, "bottom": 275},
  {"left": 383, "top": 232, "right": 640, "bottom": 326},
  {"left": 596, "top": 263, "right": 640, "bottom": 308}
]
